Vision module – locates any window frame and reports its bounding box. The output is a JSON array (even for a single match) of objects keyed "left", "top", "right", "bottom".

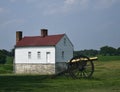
[
  {"left": 64, "top": 38, "right": 67, "bottom": 46},
  {"left": 37, "top": 51, "right": 41, "bottom": 59},
  {"left": 28, "top": 51, "right": 31, "bottom": 59},
  {"left": 46, "top": 52, "right": 51, "bottom": 63},
  {"left": 62, "top": 51, "right": 64, "bottom": 59}
]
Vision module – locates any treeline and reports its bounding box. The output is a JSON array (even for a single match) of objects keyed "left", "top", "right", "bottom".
[
  {"left": 74, "top": 46, "right": 120, "bottom": 56},
  {"left": 0, "top": 49, "right": 14, "bottom": 64}
]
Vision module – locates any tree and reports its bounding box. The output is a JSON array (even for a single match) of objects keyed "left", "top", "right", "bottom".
[
  {"left": 10, "top": 48, "right": 15, "bottom": 56},
  {"left": 74, "top": 49, "right": 99, "bottom": 57},
  {"left": 100, "top": 46, "right": 117, "bottom": 56},
  {"left": 1, "top": 49, "right": 10, "bottom": 56},
  {"left": 117, "top": 47, "right": 120, "bottom": 55},
  {"left": 0, "top": 50, "right": 7, "bottom": 64}
]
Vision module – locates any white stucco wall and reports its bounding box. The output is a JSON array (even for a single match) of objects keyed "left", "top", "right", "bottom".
[
  {"left": 15, "top": 34, "right": 73, "bottom": 64},
  {"left": 55, "top": 34, "right": 74, "bottom": 62},
  {"left": 15, "top": 46, "right": 55, "bottom": 64}
]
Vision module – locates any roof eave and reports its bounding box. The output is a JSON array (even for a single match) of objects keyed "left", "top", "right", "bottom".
[{"left": 15, "top": 45, "right": 56, "bottom": 48}]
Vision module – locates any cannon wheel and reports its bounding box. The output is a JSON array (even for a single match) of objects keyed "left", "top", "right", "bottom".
[{"left": 68, "top": 55, "right": 94, "bottom": 79}]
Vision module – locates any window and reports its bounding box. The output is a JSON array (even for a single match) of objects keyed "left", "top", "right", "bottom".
[
  {"left": 37, "top": 52, "right": 41, "bottom": 59},
  {"left": 28, "top": 52, "right": 31, "bottom": 59},
  {"left": 62, "top": 51, "right": 64, "bottom": 59},
  {"left": 46, "top": 52, "right": 50, "bottom": 63},
  {"left": 64, "top": 38, "right": 66, "bottom": 46}
]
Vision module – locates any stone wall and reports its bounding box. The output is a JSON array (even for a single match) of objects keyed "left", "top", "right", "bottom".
[
  {"left": 14, "top": 62, "right": 67, "bottom": 75},
  {"left": 14, "top": 63, "right": 55, "bottom": 75}
]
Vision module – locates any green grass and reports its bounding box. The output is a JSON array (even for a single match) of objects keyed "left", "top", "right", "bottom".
[
  {"left": 6, "top": 56, "right": 13, "bottom": 64},
  {"left": 97, "top": 55, "right": 120, "bottom": 61},
  {"left": 0, "top": 64, "right": 13, "bottom": 74},
  {"left": 0, "top": 56, "right": 13, "bottom": 74},
  {"left": 0, "top": 56, "right": 120, "bottom": 92}
]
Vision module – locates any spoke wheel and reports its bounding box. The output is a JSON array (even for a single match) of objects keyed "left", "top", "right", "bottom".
[{"left": 68, "top": 55, "right": 94, "bottom": 79}]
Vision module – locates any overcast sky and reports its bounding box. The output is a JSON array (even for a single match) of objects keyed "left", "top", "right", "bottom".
[{"left": 0, "top": 0, "right": 120, "bottom": 50}]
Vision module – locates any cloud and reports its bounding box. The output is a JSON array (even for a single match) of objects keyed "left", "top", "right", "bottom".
[
  {"left": 64, "top": 0, "right": 77, "bottom": 5},
  {"left": 0, "top": 8, "right": 5, "bottom": 14},
  {"left": 42, "top": 0, "right": 90, "bottom": 15},
  {"left": 9, "top": 0, "right": 16, "bottom": 3},
  {"left": 63, "top": 0, "right": 79, "bottom": 11},
  {"left": 25, "top": 0, "right": 39, "bottom": 3},
  {"left": 94, "top": 0, "right": 120, "bottom": 9},
  {"left": 61, "top": 0, "right": 91, "bottom": 13},
  {"left": 9, "top": 0, "right": 39, "bottom": 3},
  {"left": 43, "top": 0, "right": 79, "bottom": 15},
  {"left": 42, "top": 0, "right": 120, "bottom": 15},
  {"left": 8, "top": 0, "right": 120, "bottom": 15},
  {"left": 64, "top": 0, "right": 89, "bottom": 7},
  {"left": 1, "top": 19, "right": 25, "bottom": 28}
]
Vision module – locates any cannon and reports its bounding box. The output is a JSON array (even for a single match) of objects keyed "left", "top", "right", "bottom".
[{"left": 61, "top": 55, "right": 98, "bottom": 79}]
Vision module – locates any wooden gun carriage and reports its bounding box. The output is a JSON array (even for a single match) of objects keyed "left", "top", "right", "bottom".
[{"left": 62, "top": 55, "right": 98, "bottom": 79}]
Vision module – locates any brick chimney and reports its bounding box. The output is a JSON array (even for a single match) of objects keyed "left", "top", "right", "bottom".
[
  {"left": 16, "top": 31, "right": 22, "bottom": 44},
  {"left": 41, "top": 29, "right": 48, "bottom": 37}
]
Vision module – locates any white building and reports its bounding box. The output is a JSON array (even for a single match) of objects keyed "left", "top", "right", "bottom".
[{"left": 14, "top": 29, "right": 74, "bottom": 74}]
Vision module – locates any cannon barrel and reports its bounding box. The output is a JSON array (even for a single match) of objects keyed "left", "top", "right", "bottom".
[
  {"left": 89, "top": 57, "right": 98, "bottom": 61},
  {"left": 70, "top": 56, "right": 98, "bottom": 63}
]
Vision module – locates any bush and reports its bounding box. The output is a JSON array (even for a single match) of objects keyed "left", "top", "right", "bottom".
[{"left": 0, "top": 50, "right": 7, "bottom": 64}]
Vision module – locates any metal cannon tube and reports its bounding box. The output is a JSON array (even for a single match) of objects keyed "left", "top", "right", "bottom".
[{"left": 70, "top": 57, "right": 98, "bottom": 63}]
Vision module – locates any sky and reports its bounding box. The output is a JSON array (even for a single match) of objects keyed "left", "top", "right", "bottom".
[{"left": 0, "top": 0, "right": 120, "bottom": 50}]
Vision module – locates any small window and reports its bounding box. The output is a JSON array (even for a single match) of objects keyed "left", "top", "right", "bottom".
[
  {"left": 62, "top": 51, "right": 64, "bottom": 59},
  {"left": 37, "top": 52, "right": 41, "bottom": 59},
  {"left": 28, "top": 52, "right": 31, "bottom": 59},
  {"left": 46, "top": 52, "right": 50, "bottom": 63},
  {"left": 64, "top": 38, "right": 66, "bottom": 46}
]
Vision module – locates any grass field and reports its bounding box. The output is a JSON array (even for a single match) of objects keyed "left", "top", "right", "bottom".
[{"left": 0, "top": 56, "right": 120, "bottom": 92}]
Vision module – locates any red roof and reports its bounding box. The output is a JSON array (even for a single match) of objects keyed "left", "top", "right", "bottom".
[{"left": 16, "top": 34, "right": 65, "bottom": 47}]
